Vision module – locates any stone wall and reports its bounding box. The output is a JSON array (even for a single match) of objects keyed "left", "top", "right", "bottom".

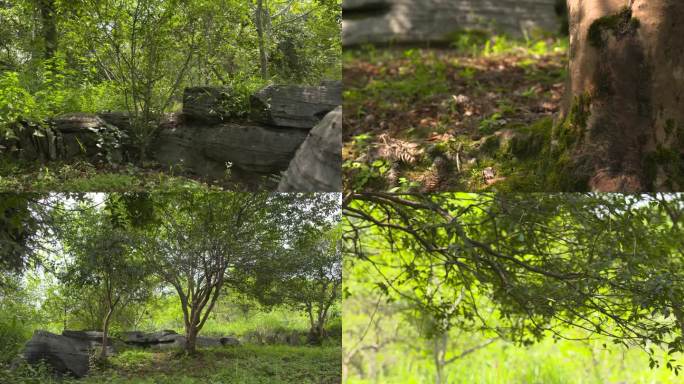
[
  {"left": 1, "top": 82, "right": 342, "bottom": 191},
  {"left": 343, "top": 0, "right": 564, "bottom": 46}
]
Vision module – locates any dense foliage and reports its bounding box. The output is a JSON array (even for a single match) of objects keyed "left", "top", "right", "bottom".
[
  {"left": 343, "top": 193, "right": 684, "bottom": 378},
  {"left": 0, "top": 0, "right": 342, "bottom": 152}
]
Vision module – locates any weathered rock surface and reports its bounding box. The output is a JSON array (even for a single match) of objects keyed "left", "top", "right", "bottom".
[
  {"left": 98, "top": 112, "right": 132, "bottom": 131},
  {"left": 60, "top": 330, "right": 115, "bottom": 356},
  {"left": 242, "top": 330, "right": 305, "bottom": 346},
  {"left": 148, "top": 334, "right": 240, "bottom": 350},
  {"left": 23, "top": 330, "right": 90, "bottom": 378},
  {"left": 250, "top": 82, "right": 342, "bottom": 129},
  {"left": 183, "top": 86, "right": 234, "bottom": 124},
  {"left": 278, "top": 106, "right": 342, "bottom": 192},
  {"left": 153, "top": 122, "right": 309, "bottom": 175},
  {"left": 123, "top": 330, "right": 179, "bottom": 346},
  {"left": 343, "top": 0, "right": 562, "bottom": 46},
  {"left": 220, "top": 336, "right": 241, "bottom": 346}
]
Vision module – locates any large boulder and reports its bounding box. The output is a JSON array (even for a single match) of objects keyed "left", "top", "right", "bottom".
[
  {"left": 183, "top": 87, "right": 235, "bottom": 124},
  {"left": 278, "top": 106, "right": 342, "bottom": 192},
  {"left": 250, "top": 82, "right": 342, "bottom": 129},
  {"left": 61, "top": 330, "right": 104, "bottom": 341},
  {"left": 51, "top": 114, "right": 103, "bottom": 159},
  {"left": 98, "top": 112, "right": 132, "bottom": 131},
  {"left": 61, "top": 330, "right": 115, "bottom": 356},
  {"left": 22, "top": 330, "right": 90, "bottom": 378},
  {"left": 153, "top": 123, "right": 309, "bottom": 176},
  {"left": 343, "top": 0, "right": 562, "bottom": 46},
  {"left": 51, "top": 113, "right": 126, "bottom": 162},
  {"left": 151, "top": 334, "right": 187, "bottom": 350}
]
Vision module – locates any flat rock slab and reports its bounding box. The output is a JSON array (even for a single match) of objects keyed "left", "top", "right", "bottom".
[
  {"left": 123, "top": 330, "right": 178, "bottom": 346},
  {"left": 278, "top": 106, "right": 342, "bottom": 192},
  {"left": 343, "top": 0, "right": 561, "bottom": 46},
  {"left": 250, "top": 83, "right": 342, "bottom": 129},
  {"left": 153, "top": 123, "right": 309, "bottom": 176}
]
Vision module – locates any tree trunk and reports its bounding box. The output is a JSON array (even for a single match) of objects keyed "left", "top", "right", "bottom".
[
  {"left": 37, "top": 0, "right": 57, "bottom": 59},
  {"left": 557, "top": 0, "right": 684, "bottom": 192},
  {"left": 185, "top": 324, "right": 198, "bottom": 354},
  {"left": 256, "top": 0, "right": 269, "bottom": 79},
  {"left": 100, "top": 308, "right": 113, "bottom": 361}
]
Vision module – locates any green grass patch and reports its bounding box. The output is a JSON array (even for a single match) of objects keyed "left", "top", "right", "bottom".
[{"left": 83, "top": 345, "right": 341, "bottom": 384}]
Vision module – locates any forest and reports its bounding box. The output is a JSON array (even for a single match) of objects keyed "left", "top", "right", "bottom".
[
  {"left": 0, "top": 192, "right": 342, "bottom": 383},
  {"left": 343, "top": 0, "right": 684, "bottom": 193},
  {"left": 342, "top": 193, "right": 684, "bottom": 383},
  {"left": 0, "top": 0, "right": 342, "bottom": 191}
]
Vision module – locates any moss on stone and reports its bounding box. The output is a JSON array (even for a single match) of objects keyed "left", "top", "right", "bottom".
[{"left": 587, "top": 7, "right": 639, "bottom": 48}]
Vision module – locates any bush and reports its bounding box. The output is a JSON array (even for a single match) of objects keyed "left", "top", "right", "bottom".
[
  {"left": 0, "top": 360, "right": 63, "bottom": 384},
  {"left": 0, "top": 72, "right": 40, "bottom": 138},
  {"left": 0, "top": 298, "right": 36, "bottom": 365}
]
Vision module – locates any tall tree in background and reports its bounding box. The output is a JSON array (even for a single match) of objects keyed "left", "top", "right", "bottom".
[
  {"left": 255, "top": 0, "right": 269, "bottom": 79},
  {"left": 252, "top": 224, "right": 342, "bottom": 345},
  {"left": 557, "top": 0, "right": 684, "bottom": 192},
  {"left": 36, "top": 0, "right": 57, "bottom": 59},
  {"left": 288, "top": 226, "right": 342, "bottom": 344}
]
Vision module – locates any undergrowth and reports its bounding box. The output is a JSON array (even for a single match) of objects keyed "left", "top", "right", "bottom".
[{"left": 343, "top": 32, "right": 570, "bottom": 192}]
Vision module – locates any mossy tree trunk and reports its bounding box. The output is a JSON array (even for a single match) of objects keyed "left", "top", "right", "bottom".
[{"left": 557, "top": 0, "right": 684, "bottom": 191}]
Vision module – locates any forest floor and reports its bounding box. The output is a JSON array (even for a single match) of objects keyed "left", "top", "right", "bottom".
[
  {"left": 7, "top": 345, "right": 341, "bottom": 384},
  {"left": 0, "top": 159, "right": 277, "bottom": 192},
  {"left": 343, "top": 36, "right": 570, "bottom": 192}
]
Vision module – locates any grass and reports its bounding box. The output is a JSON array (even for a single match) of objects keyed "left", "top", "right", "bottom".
[
  {"left": 80, "top": 345, "right": 341, "bottom": 384},
  {"left": 2, "top": 345, "right": 341, "bottom": 384},
  {"left": 345, "top": 335, "right": 681, "bottom": 384},
  {"left": 343, "top": 33, "right": 570, "bottom": 192},
  {"left": 0, "top": 158, "right": 277, "bottom": 192}
]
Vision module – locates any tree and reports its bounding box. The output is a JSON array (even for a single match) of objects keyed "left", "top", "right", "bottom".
[
  {"left": 36, "top": 0, "right": 57, "bottom": 59},
  {"left": 143, "top": 192, "right": 286, "bottom": 354},
  {"left": 0, "top": 193, "right": 57, "bottom": 289},
  {"left": 82, "top": 0, "right": 199, "bottom": 160},
  {"left": 555, "top": 0, "right": 684, "bottom": 192},
  {"left": 282, "top": 225, "right": 342, "bottom": 344},
  {"left": 58, "top": 199, "right": 151, "bottom": 361},
  {"left": 344, "top": 193, "right": 684, "bottom": 371}
]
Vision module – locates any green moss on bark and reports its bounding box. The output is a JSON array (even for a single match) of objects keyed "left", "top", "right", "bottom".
[
  {"left": 588, "top": 7, "right": 640, "bottom": 48},
  {"left": 643, "top": 146, "right": 684, "bottom": 189}
]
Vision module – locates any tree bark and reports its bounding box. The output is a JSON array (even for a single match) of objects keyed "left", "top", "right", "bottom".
[
  {"left": 101, "top": 307, "right": 113, "bottom": 360},
  {"left": 186, "top": 325, "right": 198, "bottom": 355},
  {"left": 37, "top": 0, "right": 57, "bottom": 59},
  {"left": 558, "top": 0, "right": 684, "bottom": 192},
  {"left": 256, "top": 0, "right": 269, "bottom": 79}
]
